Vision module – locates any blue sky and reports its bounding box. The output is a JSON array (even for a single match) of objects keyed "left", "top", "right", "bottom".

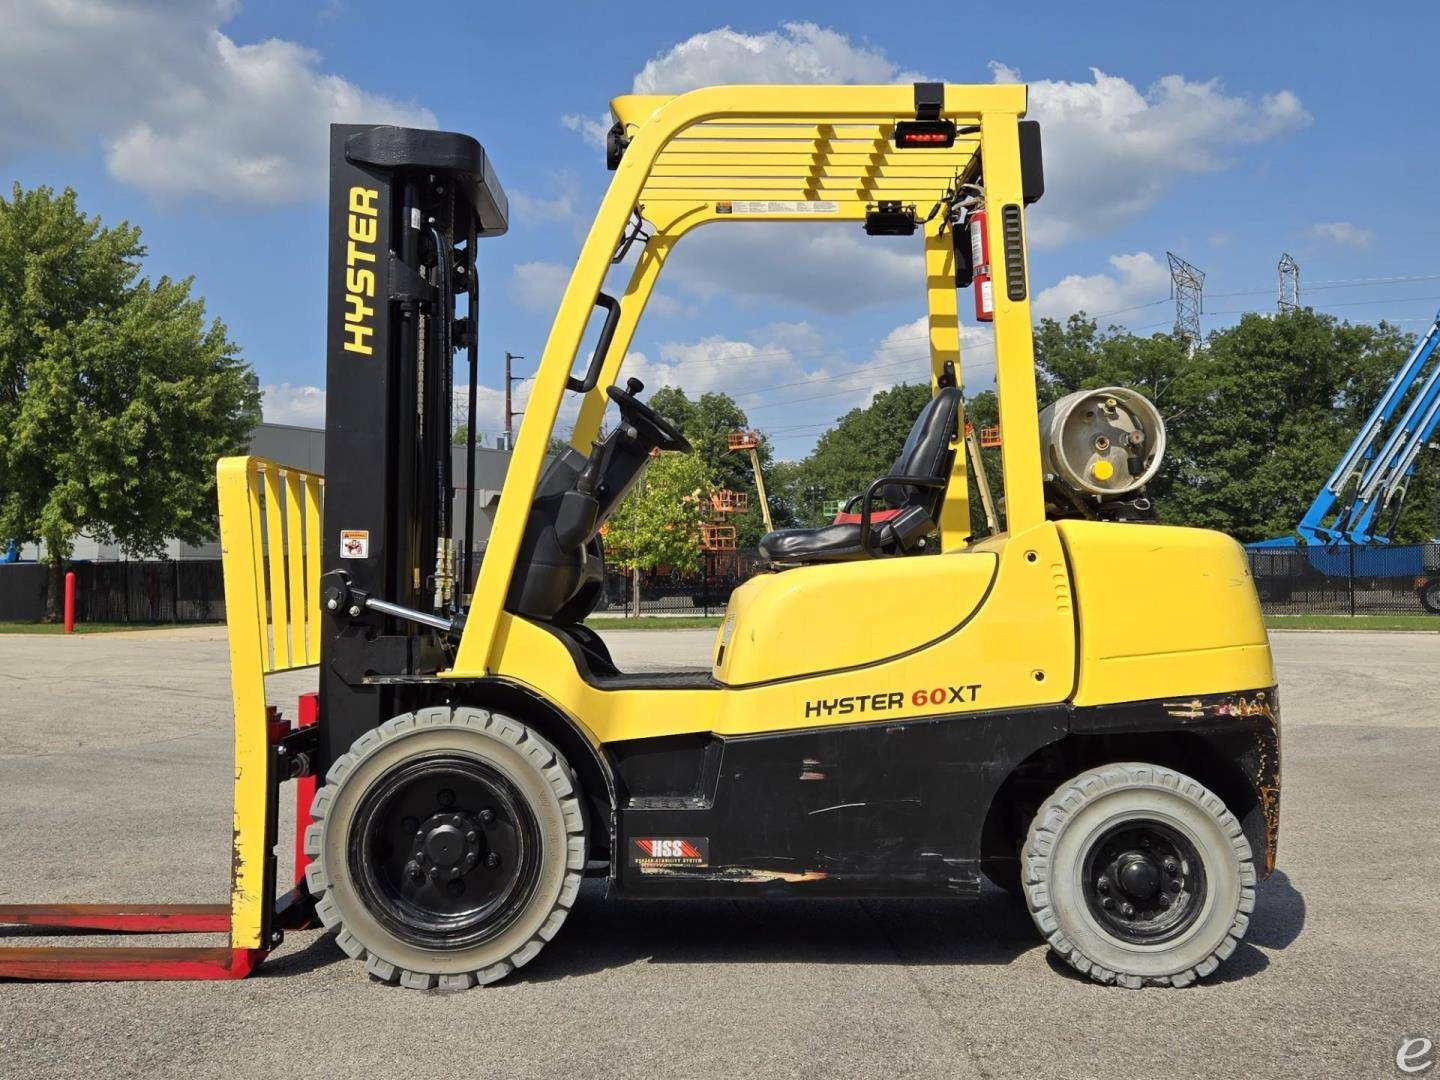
[{"left": 3, "top": 1, "right": 1438, "bottom": 458}]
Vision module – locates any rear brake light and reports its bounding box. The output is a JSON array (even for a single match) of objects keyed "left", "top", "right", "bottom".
[{"left": 894, "top": 119, "right": 957, "bottom": 149}]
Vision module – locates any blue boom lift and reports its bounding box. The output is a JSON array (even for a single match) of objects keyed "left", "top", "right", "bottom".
[{"left": 1250, "top": 309, "right": 1440, "bottom": 592}]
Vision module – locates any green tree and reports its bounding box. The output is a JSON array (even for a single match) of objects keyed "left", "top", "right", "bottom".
[
  {"left": 1168, "top": 310, "right": 1428, "bottom": 542},
  {"left": 452, "top": 424, "right": 486, "bottom": 447},
  {"left": 603, "top": 450, "right": 717, "bottom": 614},
  {"left": 1029, "top": 308, "right": 1434, "bottom": 543},
  {"left": 647, "top": 385, "right": 781, "bottom": 544},
  {"left": 0, "top": 185, "right": 259, "bottom": 616}
]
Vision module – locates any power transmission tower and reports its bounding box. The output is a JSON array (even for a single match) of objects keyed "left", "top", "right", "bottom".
[
  {"left": 1277, "top": 253, "right": 1300, "bottom": 314},
  {"left": 504, "top": 352, "right": 526, "bottom": 451},
  {"left": 1167, "top": 252, "right": 1205, "bottom": 352}
]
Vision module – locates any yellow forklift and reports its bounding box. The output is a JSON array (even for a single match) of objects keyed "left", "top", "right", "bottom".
[{"left": 0, "top": 82, "right": 1278, "bottom": 990}]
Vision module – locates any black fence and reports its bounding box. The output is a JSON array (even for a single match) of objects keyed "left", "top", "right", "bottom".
[
  {"left": 596, "top": 551, "right": 764, "bottom": 618},
  {"left": 0, "top": 560, "right": 227, "bottom": 624},
  {"left": 11, "top": 542, "right": 1431, "bottom": 627},
  {"left": 1247, "top": 542, "right": 1440, "bottom": 617}
]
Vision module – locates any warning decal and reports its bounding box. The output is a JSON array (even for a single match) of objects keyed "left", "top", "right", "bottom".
[
  {"left": 631, "top": 837, "right": 709, "bottom": 870},
  {"left": 339, "top": 529, "right": 369, "bottom": 559}
]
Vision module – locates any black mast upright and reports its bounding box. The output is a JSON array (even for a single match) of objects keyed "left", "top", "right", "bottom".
[{"left": 319, "top": 124, "right": 507, "bottom": 770}]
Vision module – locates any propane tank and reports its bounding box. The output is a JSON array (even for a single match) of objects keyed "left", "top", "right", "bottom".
[{"left": 1038, "top": 386, "right": 1165, "bottom": 500}]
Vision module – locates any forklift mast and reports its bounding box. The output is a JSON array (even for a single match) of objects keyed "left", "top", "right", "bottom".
[{"left": 320, "top": 125, "right": 508, "bottom": 768}]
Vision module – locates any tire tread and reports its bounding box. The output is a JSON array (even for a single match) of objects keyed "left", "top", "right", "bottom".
[
  {"left": 1021, "top": 762, "right": 1255, "bottom": 989},
  {"left": 304, "top": 708, "right": 586, "bottom": 991}
]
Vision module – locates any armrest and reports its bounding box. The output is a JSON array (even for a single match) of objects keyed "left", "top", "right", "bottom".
[{"left": 859, "top": 474, "right": 946, "bottom": 554}]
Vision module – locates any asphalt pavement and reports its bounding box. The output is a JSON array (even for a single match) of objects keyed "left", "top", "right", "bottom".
[{"left": 0, "top": 626, "right": 1435, "bottom": 1079}]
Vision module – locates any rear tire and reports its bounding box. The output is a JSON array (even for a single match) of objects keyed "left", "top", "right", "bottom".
[
  {"left": 1022, "top": 762, "right": 1255, "bottom": 988},
  {"left": 304, "top": 707, "right": 585, "bottom": 990}
]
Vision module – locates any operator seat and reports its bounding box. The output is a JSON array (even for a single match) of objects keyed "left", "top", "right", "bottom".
[{"left": 759, "top": 386, "right": 961, "bottom": 565}]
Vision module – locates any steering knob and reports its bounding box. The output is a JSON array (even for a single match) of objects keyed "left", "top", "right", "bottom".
[{"left": 625, "top": 377, "right": 645, "bottom": 395}]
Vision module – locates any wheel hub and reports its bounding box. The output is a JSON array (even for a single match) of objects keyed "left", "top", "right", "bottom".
[
  {"left": 414, "top": 812, "right": 480, "bottom": 874},
  {"left": 348, "top": 754, "right": 542, "bottom": 949},
  {"left": 1116, "top": 853, "right": 1161, "bottom": 899},
  {"left": 1083, "top": 821, "right": 1207, "bottom": 944}
]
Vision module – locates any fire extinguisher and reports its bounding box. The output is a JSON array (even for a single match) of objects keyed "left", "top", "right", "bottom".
[{"left": 970, "top": 207, "right": 993, "bottom": 322}]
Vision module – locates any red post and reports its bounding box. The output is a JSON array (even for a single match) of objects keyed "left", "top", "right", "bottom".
[{"left": 63, "top": 571, "right": 76, "bottom": 634}]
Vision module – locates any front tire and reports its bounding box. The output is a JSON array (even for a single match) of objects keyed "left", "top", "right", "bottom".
[
  {"left": 1022, "top": 762, "right": 1255, "bottom": 988},
  {"left": 304, "top": 707, "right": 585, "bottom": 990}
]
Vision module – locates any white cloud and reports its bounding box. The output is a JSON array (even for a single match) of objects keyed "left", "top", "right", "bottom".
[
  {"left": 509, "top": 170, "right": 582, "bottom": 224},
  {"left": 645, "top": 292, "right": 701, "bottom": 320},
  {"left": 992, "top": 62, "right": 1308, "bottom": 246},
  {"left": 563, "top": 22, "right": 922, "bottom": 162},
  {"left": 508, "top": 260, "right": 572, "bottom": 314},
  {"left": 1031, "top": 251, "right": 1172, "bottom": 323},
  {"left": 625, "top": 334, "right": 804, "bottom": 406},
  {"left": 1307, "top": 221, "right": 1374, "bottom": 249},
  {"left": 262, "top": 383, "right": 326, "bottom": 426},
  {"left": 561, "top": 113, "right": 610, "bottom": 150},
  {"left": 625, "top": 320, "right": 945, "bottom": 448},
  {"left": 0, "top": 0, "right": 433, "bottom": 203},
  {"left": 668, "top": 223, "right": 922, "bottom": 313},
  {"left": 876, "top": 315, "right": 994, "bottom": 361},
  {"left": 632, "top": 22, "right": 922, "bottom": 93}
]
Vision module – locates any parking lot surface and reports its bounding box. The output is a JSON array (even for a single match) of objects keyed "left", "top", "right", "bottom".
[{"left": 0, "top": 626, "right": 1435, "bottom": 1079}]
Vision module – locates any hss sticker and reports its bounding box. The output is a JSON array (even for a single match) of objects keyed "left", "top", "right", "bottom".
[{"left": 631, "top": 837, "right": 708, "bottom": 869}]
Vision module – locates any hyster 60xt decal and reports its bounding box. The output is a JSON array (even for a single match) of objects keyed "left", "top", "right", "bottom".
[{"left": 804, "top": 684, "right": 982, "bottom": 719}]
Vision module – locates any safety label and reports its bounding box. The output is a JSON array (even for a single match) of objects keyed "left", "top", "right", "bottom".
[
  {"left": 715, "top": 200, "right": 838, "bottom": 215},
  {"left": 339, "top": 529, "right": 369, "bottom": 559}
]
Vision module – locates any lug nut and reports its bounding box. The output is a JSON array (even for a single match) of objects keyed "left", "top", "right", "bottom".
[
  {"left": 1096, "top": 877, "right": 1110, "bottom": 893},
  {"left": 1101, "top": 897, "right": 1114, "bottom": 910},
  {"left": 466, "top": 830, "right": 478, "bottom": 843},
  {"left": 429, "top": 866, "right": 441, "bottom": 880},
  {"left": 1158, "top": 895, "right": 1172, "bottom": 909},
  {"left": 1169, "top": 879, "right": 1182, "bottom": 893},
  {"left": 480, "top": 809, "right": 495, "bottom": 824},
  {"left": 1163, "top": 858, "right": 1178, "bottom": 874},
  {"left": 449, "top": 867, "right": 462, "bottom": 879},
  {"left": 487, "top": 852, "right": 501, "bottom": 868},
  {"left": 1120, "top": 902, "right": 1135, "bottom": 918},
  {"left": 406, "top": 861, "right": 424, "bottom": 882}
]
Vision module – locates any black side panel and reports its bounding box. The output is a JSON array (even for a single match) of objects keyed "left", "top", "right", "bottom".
[{"left": 617, "top": 708, "right": 1069, "bottom": 898}]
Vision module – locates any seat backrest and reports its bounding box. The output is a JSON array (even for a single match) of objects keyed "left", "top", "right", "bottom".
[{"left": 880, "top": 386, "right": 961, "bottom": 514}]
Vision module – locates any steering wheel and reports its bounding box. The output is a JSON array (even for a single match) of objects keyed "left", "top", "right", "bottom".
[{"left": 606, "top": 377, "right": 692, "bottom": 453}]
